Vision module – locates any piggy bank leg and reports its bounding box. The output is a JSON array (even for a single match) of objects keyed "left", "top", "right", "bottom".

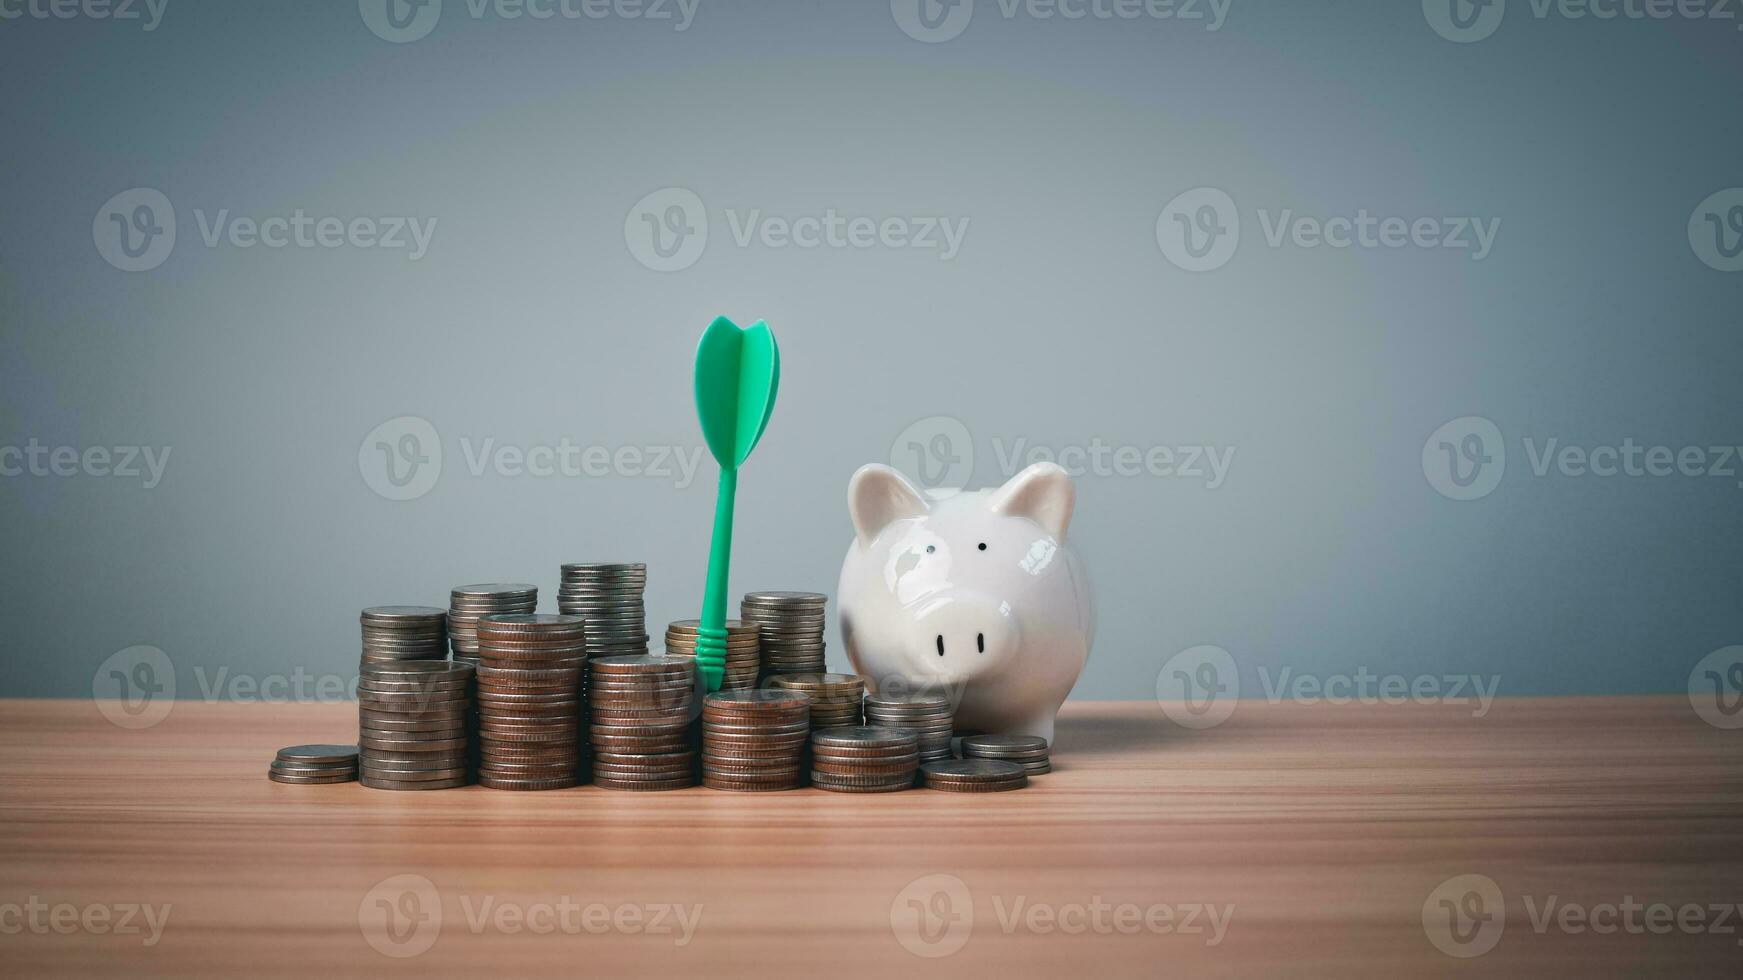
[{"left": 1004, "top": 710, "right": 1057, "bottom": 750}]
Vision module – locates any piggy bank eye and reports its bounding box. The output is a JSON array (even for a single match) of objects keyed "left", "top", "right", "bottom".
[
  {"left": 977, "top": 542, "right": 987, "bottom": 551},
  {"left": 925, "top": 545, "right": 936, "bottom": 554}
]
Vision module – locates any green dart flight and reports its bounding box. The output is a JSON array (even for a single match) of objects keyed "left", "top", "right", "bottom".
[{"left": 692, "top": 316, "right": 781, "bottom": 692}]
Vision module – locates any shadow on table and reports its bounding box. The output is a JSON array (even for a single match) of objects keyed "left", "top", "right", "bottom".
[{"left": 1055, "top": 710, "right": 1176, "bottom": 758}]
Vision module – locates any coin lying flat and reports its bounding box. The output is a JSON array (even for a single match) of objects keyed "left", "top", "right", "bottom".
[
  {"left": 275, "top": 744, "right": 359, "bottom": 765},
  {"left": 921, "top": 759, "right": 1027, "bottom": 792},
  {"left": 960, "top": 734, "right": 1051, "bottom": 775}
]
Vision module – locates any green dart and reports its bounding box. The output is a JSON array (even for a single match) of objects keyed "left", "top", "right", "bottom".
[{"left": 692, "top": 316, "right": 781, "bottom": 692}]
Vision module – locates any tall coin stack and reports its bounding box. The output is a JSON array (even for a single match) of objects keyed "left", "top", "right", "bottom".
[
  {"left": 770, "top": 673, "right": 865, "bottom": 730},
  {"left": 357, "top": 660, "right": 474, "bottom": 790},
  {"left": 809, "top": 726, "right": 919, "bottom": 793},
  {"left": 962, "top": 734, "right": 1051, "bottom": 776},
  {"left": 447, "top": 583, "right": 537, "bottom": 664},
  {"left": 587, "top": 655, "right": 698, "bottom": 791},
  {"left": 663, "top": 619, "right": 759, "bottom": 690},
  {"left": 739, "top": 591, "right": 827, "bottom": 679},
  {"left": 865, "top": 691, "right": 956, "bottom": 764},
  {"left": 475, "top": 613, "right": 586, "bottom": 790},
  {"left": 701, "top": 690, "right": 810, "bottom": 792},
  {"left": 558, "top": 563, "right": 650, "bottom": 659},
  {"left": 359, "top": 606, "right": 448, "bottom": 665}
]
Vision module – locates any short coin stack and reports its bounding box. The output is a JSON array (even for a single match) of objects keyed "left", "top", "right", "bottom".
[
  {"left": 921, "top": 759, "right": 1028, "bottom": 793},
  {"left": 701, "top": 690, "right": 810, "bottom": 792},
  {"left": 865, "top": 691, "right": 956, "bottom": 764},
  {"left": 357, "top": 661, "right": 473, "bottom": 790},
  {"left": 558, "top": 563, "right": 650, "bottom": 658},
  {"left": 447, "top": 583, "right": 537, "bottom": 664},
  {"left": 961, "top": 734, "right": 1050, "bottom": 775},
  {"left": 739, "top": 591, "right": 827, "bottom": 678},
  {"left": 809, "top": 726, "right": 918, "bottom": 793},
  {"left": 268, "top": 744, "right": 359, "bottom": 784},
  {"left": 475, "top": 614, "right": 586, "bottom": 790},
  {"left": 587, "top": 655, "right": 698, "bottom": 791},
  {"left": 770, "top": 673, "right": 865, "bottom": 730},
  {"left": 359, "top": 606, "right": 448, "bottom": 665},
  {"left": 663, "top": 619, "right": 759, "bottom": 690}
]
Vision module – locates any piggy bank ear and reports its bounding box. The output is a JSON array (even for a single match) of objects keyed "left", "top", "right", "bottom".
[
  {"left": 988, "top": 462, "right": 1074, "bottom": 541},
  {"left": 849, "top": 464, "right": 930, "bottom": 546}
]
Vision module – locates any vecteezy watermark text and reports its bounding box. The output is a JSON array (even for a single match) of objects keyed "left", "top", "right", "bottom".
[
  {"left": 888, "top": 874, "right": 1232, "bottom": 958},
  {"left": 890, "top": 0, "right": 1231, "bottom": 44},
  {"left": 1423, "top": 874, "right": 1743, "bottom": 959},
  {"left": 0, "top": 898, "right": 171, "bottom": 946},
  {"left": 1424, "top": 0, "right": 1743, "bottom": 44},
  {"left": 891, "top": 416, "right": 1234, "bottom": 491},
  {"left": 0, "top": 440, "right": 171, "bottom": 489},
  {"left": 1157, "top": 187, "right": 1500, "bottom": 272},
  {"left": 360, "top": 0, "right": 699, "bottom": 43},
  {"left": 0, "top": 0, "right": 167, "bottom": 29},
  {"left": 1423, "top": 416, "right": 1743, "bottom": 501},
  {"left": 359, "top": 416, "right": 705, "bottom": 501},
  {"left": 94, "top": 188, "right": 436, "bottom": 272},
  {"left": 357, "top": 874, "right": 701, "bottom": 959},
  {"left": 624, "top": 187, "right": 968, "bottom": 271}
]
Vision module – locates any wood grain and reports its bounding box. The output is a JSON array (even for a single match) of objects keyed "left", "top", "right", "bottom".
[{"left": 0, "top": 697, "right": 1738, "bottom": 978}]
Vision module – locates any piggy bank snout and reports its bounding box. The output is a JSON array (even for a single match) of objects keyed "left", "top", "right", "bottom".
[{"left": 912, "top": 595, "right": 1020, "bottom": 674}]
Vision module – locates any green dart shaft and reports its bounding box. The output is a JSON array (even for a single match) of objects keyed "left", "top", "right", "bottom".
[{"left": 696, "top": 467, "right": 736, "bottom": 689}]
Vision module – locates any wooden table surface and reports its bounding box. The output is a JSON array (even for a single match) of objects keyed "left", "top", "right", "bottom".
[{"left": 1, "top": 696, "right": 1738, "bottom": 978}]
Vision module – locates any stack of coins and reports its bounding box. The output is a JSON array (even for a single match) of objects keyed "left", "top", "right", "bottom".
[
  {"left": 809, "top": 727, "right": 918, "bottom": 793},
  {"left": 739, "top": 592, "right": 827, "bottom": 678},
  {"left": 663, "top": 619, "right": 759, "bottom": 690},
  {"left": 961, "top": 734, "right": 1050, "bottom": 775},
  {"left": 447, "top": 583, "right": 537, "bottom": 664},
  {"left": 587, "top": 655, "right": 698, "bottom": 791},
  {"left": 357, "top": 661, "right": 473, "bottom": 790},
  {"left": 268, "top": 744, "right": 359, "bottom": 784},
  {"left": 921, "top": 759, "right": 1028, "bottom": 793},
  {"left": 770, "top": 673, "right": 865, "bottom": 730},
  {"left": 475, "top": 614, "right": 586, "bottom": 790},
  {"left": 865, "top": 691, "right": 956, "bottom": 764},
  {"left": 701, "top": 690, "right": 810, "bottom": 792},
  {"left": 558, "top": 563, "right": 649, "bottom": 658},
  {"left": 359, "top": 606, "right": 448, "bottom": 665}
]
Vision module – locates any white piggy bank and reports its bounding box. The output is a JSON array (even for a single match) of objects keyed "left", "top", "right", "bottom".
[{"left": 838, "top": 461, "right": 1094, "bottom": 747}]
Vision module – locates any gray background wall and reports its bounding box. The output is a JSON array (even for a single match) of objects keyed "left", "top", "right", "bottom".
[{"left": 2, "top": 0, "right": 1740, "bottom": 701}]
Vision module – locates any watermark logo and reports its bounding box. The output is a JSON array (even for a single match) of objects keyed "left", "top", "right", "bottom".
[
  {"left": 624, "top": 188, "right": 968, "bottom": 270},
  {"left": 892, "top": 0, "right": 974, "bottom": 41},
  {"left": 1156, "top": 644, "right": 1238, "bottom": 729},
  {"left": 1689, "top": 645, "right": 1743, "bottom": 730},
  {"left": 1160, "top": 189, "right": 1500, "bottom": 270},
  {"left": 625, "top": 187, "right": 708, "bottom": 272},
  {"left": 359, "top": 874, "right": 443, "bottom": 958},
  {"left": 1423, "top": 0, "right": 1505, "bottom": 42},
  {"left": 1426, "top": 418, "right": 1743, "bottom": 499},
  {"left": 891, "top": 874, "right": 975, "bottom": 957},
  {"left": 1422, "top": 416, "right": 1506, "bottom": 501},
  {"left": 0, "top": 0, "right": 167, "bottom": 30},
  {"left": 1157, "top": 187, "right": 1239, "bottom": 272},
  {"left": 360, "top": 0, "right": 442, "bottom": 42},
  {"left": 93, "top": 188, "right": 175, "bottom": 272},
  {"left": 360, "top": 416, "right": 443, "bottom": 501},
  {"left": 891, "top": 415, "right": 976, "bottom": 489},
  {"left": 893, "top": 0, "right": 1228, "bottom": 41},
  {"left": 1423, "top": 874, "right": 1506, "bottom": 958},
  {"left": 1689, "top": 188, "right": 1743, "bottom": 273},
  {"left": 1258, "top": 667, "right": 1500, "bottom": 718},
  {"left": 92, "top": 645, "right": 175, "bottom": 730},
  {"left": 887, "top": 416, "right": 1235, "bottom": 490}
]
